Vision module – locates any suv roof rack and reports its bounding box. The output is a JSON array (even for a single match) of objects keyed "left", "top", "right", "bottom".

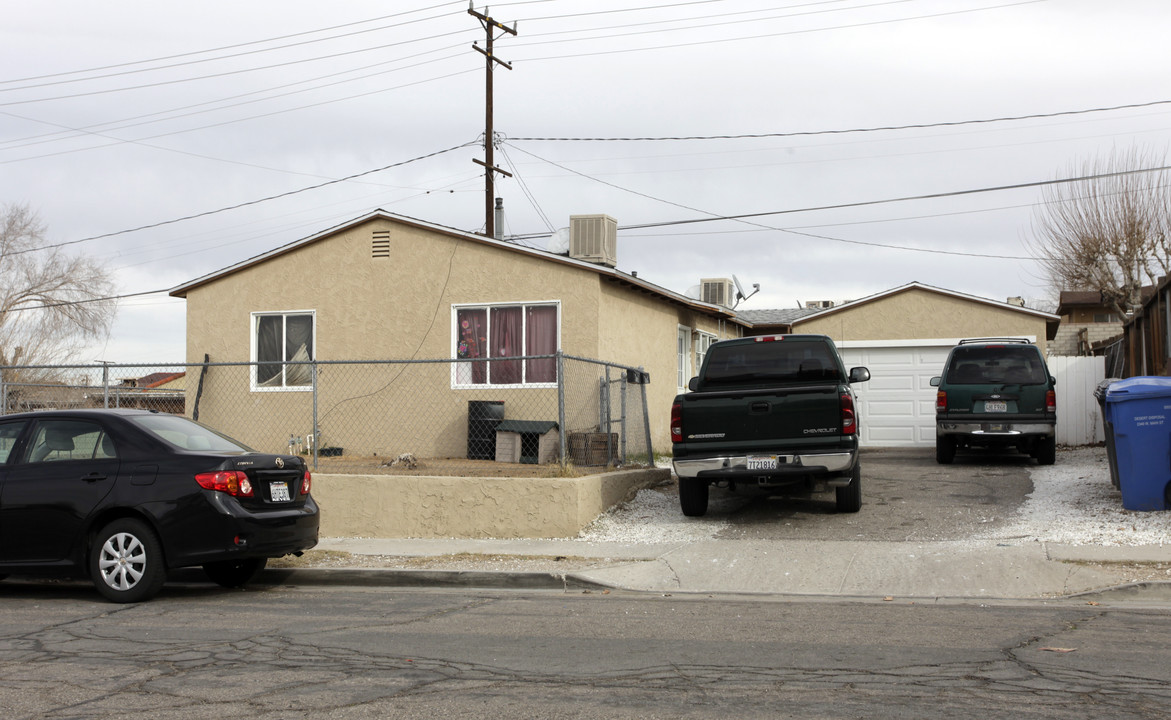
[{"left": 957, "top": 337, "right": 1031, "bottom": 345}]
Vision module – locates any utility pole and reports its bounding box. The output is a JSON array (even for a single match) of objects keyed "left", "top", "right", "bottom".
[{"left": 469, "top": 2, "right": 515, "bottom": 238}]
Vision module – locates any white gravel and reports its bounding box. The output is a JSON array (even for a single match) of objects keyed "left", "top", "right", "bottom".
[
  {"left": 580, "top": 447, "right": 1171, "bottom": 547},
  {"left": 990, "top": 446, "right": 1171, "bottom": 547}
]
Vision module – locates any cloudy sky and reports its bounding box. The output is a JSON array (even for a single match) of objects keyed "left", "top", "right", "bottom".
[{"left": 2, "top": 0, "right": 1168, "bottom": 363}]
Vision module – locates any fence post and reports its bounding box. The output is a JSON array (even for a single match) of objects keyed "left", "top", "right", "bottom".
[
  {"left": 639, "top": 366, "right": 654, "bottom": 463},
  {"left": 620, "top": 368, "right": 628, "bottom": 461},
  {"left": 311, "top": 360, "right": 319, "bottom": 471},
  {"left": 0, "top": 369, "right": 5, "bottom": 416},
  {"left": 102, "top": 362, "right": 110, "bottom": 409},
  {"left": 557, "top": 351, "right": 567, "bottom": 466}
]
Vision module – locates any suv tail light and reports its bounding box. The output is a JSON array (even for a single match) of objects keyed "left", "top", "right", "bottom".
[
  {"left": 1046, "top": 389, "right": 1056, "bottom": 413},
  {"left": 301, "top": 470, "right": 312, "bottom": 496},
  {"left": 196, "top": 470, "right": 254, "bottom": 497},
  {"left": 936, "top": 391, "right": 947, "bottom": 412},
  {"left": 671, "top": 401, "right": 683, "bottom": 443},
  {"left": 840, "top": 393, "right": 857, "bottom": 435}
]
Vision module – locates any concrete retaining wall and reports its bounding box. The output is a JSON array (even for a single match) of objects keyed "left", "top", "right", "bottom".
[{"left": 312, "top": 468, "right": 669, "bottom": 539}]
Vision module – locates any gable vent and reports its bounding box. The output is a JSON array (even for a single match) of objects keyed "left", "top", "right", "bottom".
[
  {"left": 701, "top": 278, "right": 735, "bottom": 307},
  {"left": 371, "top": 230, "right": 390, "bottom": 259}
]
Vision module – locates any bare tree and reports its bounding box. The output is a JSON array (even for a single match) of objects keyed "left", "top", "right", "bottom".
[
  {"left": 0, "top": 203, "right": 116, "bottom": 368},
  {"left": 1029, "top": 145, "right": 1171, "bottom": 317}
]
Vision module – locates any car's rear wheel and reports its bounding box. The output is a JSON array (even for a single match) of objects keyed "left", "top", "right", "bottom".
[
  {"left": 90, "top": 518, "right": 166, "bottom": 603},
  {"left": 835, "top": 463, "right": 862, "bottom": 513},
  {"left": 1036, "top": 435, "right": 1056, "bottom": 465},
  {"left": 678, "top": 477, "right": 709, "bottom": 517},
  {"left": 936, "top": 435, "right": 956, "bottom": 464},
  {"left": 203, "top": 558, "right": 267, "bottom": 588}
]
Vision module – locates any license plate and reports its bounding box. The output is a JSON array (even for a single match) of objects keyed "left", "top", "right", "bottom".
[
  {"left": 984, "top": 401, "right": 1007, "bottom": 413},
  {"left": 270, "top": 481, "right": 291, "bottom": 502},
  {"left": 747, "top": 455, "right": 778, "bottom": 471}
]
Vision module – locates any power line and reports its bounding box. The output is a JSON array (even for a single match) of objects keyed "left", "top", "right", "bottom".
[
  {"left": 9, "top": 142, "right": 478, "bottom": 256},
  {"left": 508, "top": 99, "right": 1171, "bottom": 142}
]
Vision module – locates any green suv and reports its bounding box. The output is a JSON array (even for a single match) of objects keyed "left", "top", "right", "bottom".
[{"left": 930, "top": 338, "right": 1056, "bottom": 465}]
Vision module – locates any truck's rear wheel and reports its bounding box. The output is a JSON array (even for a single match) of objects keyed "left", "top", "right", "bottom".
[
  {"left": 679, "top": 477, "right": 709, "bottom": 517},
  {"left": 835, "top": 463, "right": 862, "bottom": 513}
]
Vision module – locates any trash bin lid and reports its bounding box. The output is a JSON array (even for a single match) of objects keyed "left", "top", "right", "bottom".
[{"left": 1104, "top": 376, "right": 1171, "bottom": 402}]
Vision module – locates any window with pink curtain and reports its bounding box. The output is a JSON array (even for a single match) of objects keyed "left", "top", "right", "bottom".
[
  {"left": 489, "top": 307, "right": 522, "bottom": 384},
  {"left": 525, "top": 306, "right": 557, "bottom": 382},
  {"left": 454, "top": 304, "right": 558, "bottom": 385}
]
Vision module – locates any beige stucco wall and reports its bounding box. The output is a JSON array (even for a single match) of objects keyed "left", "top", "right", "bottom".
[
  {"left": 312, "top": 467, "right": 668, "bottom": 538},
  {"left": 594, "top": 281, "right": 742, "bottom": 451},
  {"left": 792, "top": 287, "right": 1052, "bottom": 354},
  {"left": 179, "top": 216, "right": 731, "bottom": 460}
]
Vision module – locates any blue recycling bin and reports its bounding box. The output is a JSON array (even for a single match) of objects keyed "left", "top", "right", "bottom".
[{"left": 1104, "top": 377, "right": 1171, "bottom": 511}]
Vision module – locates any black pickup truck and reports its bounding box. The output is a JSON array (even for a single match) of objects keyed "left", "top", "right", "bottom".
[{"left": 670, "top": 334, "right": 870, "bottom": 516}]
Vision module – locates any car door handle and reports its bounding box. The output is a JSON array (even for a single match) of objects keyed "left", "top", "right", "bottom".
[{"left": 81, "top": 473, "right": 108, "bottom": 483}]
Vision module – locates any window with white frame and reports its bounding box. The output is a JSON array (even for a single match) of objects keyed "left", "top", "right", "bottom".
[
  {"left": 677, "top": 326, "right": 692, "bottom": 390},
  {"left": 453, "top": 302, "right": 559, "bottom": 386},
  {"left": 695, "top": 331, "right": 717, "bottom": 374},
  {"left": 252, "top": 311, "right": 315, "bottom": 390}
]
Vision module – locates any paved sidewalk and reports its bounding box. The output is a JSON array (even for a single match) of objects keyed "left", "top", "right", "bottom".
[{"left": 306, "top": 536, "right": 1171, "bottom": 603}]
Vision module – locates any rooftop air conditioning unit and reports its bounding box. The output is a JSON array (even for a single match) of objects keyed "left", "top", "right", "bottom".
[
  {"left": 569, "top": 214, "right": 618, "bottom": 267},
  {"left": 701, "top": 278, "right": 736, "bottom": 307},
  {"left": 805, "top": 300, "right": 834, "bottom": 309}
]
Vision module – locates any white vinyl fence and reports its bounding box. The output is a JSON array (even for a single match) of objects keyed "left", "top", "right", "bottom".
[{"left": 1050, "top": 355, "right": 1107, "bottom": 446}]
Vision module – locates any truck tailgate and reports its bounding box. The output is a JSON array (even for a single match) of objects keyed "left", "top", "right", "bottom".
[{"left": 677, "top": 383, "right": 843, "bottom": 451}]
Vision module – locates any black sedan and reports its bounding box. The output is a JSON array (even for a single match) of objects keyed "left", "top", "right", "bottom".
[{"left": 0, "top": 408, "right": 319, "bottom": 602}]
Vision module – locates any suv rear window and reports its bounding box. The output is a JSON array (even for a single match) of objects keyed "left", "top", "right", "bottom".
[
  {"left": 944, "top": 345, "right": 1047, "bottom": 385},
  {"left": 702, "top": 340, "right": 840, "bottom": 387}
]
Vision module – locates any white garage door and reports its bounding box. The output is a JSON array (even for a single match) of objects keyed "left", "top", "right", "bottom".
[{"left": 839, "top": 341, "right": 954, "bottom": 447}]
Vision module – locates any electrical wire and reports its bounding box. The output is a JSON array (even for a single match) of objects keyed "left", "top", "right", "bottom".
[
  {"left": 6, "top": 141, "right": 479, "bottom": 256},
  {"left": 507, "top": 100, "right": 1171, "bottom": 142}
]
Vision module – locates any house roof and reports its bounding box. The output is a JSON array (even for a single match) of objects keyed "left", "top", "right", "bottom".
[
  {"left": 738, "top": 282, "right": 1061, "bottom": 338},
  {"left": 735, "top": 307, "right": 821, "bottom": 326},
  {"left": 168, "top": 209, "right": 744, "bottom": 324}
]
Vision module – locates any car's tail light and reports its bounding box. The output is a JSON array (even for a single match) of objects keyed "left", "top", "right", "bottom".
[
  {"left": 936, "top": 391, "right": 947, "bottom": 412},
  {"left": 195, "top": 470, "right": 254, "bottom": 497},
  {"left": 840, "top": 393, "right": 857, "bottom": 435},
  {"left": 1046, "top": 390, "right": 1056, "bottom": 413},
  {"left": 301, "top": 471, "right": 312, "bottom": 496},
  {"left": 671, "top": 401, "right": 683, "bottom": 443}
]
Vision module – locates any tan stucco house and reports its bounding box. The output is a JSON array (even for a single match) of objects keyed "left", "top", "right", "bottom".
[
  {"left": 168, "top": 210, "right": 743, "bottom": 457},
  {"left": 738, "top": 282, "right": 1060, "bottom": 447}
]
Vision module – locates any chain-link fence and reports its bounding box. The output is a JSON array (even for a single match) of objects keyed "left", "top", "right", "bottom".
[{"left": 0, "top": 354, "right": 653, "bottom": 476}]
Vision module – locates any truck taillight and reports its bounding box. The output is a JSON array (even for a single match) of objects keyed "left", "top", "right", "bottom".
[
  {"left": 936, "top": 391, "right": 947, "bottom": 412},
  {"left": 1046, "top": 390, "right": 1056, "bottom": 412},
  {"left": 671, "top": 401, "right": 683, "bottom": 443},
  {"left": 195, "top": 470, "right": 254, "bottom": 497},
  {"left": 840, "top": 393, "right": 856, "bottom": 435}
]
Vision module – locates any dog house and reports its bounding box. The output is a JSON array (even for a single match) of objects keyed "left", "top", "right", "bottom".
[{"left": 495, "top": 420, "right": 560, "bottom": 464}]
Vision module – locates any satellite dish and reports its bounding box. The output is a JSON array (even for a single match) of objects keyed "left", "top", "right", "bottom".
[
  {"left": 732, "top": 275, "right": 747, "bottom": 301},
  {"left": 684, "top": 284, "right": 702, "bottom": 300},
  {"left": 730, "top": 275, "right": 760, "bottom": 307},
  {"left": 546, "top": 227, "right": 571, "bottom": 254}
]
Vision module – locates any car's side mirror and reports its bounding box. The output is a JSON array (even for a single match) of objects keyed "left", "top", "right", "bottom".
[
  {"left": 849, "top": 367, "right": 870, "bottom": 383},
  {"left": 930, "top": 376, "right": 941, "bottom": 387},
  {"left": 688, "top": 376, "right": 699, "bottom": 392},
  {"left": 1050, "top": 375, "right": 1056, "bottom": 386}
]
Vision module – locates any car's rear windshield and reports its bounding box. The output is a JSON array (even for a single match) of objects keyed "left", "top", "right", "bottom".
[
  {"left": 128, "top": 414, "right": 253, "bottom": 453},
  {"left": 701, "top": 340, "right": 841, "bottom": 387},
  {"left": 944, "top": 345, "right": 1047, "bottom": 385}
]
